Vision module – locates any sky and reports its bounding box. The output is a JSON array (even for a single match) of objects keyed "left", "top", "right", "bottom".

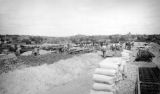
[{"left": 0, "top": 0, "right": 160, "bottom": 37}]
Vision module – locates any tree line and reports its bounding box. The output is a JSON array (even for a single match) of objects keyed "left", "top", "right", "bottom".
[{"left": 0, "top": 34, "right": 160, "bottom": 45}]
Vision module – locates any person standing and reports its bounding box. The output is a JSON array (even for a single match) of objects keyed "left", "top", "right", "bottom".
[
  {"left": 16, "top": 45, "right": 21, "bottom": 56},
  {"left": 101, "top": 44, "right": 107, "bottom": 58}
]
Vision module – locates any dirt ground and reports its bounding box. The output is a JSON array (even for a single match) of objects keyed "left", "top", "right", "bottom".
[
  {"left": 46, "top": 71, "right": 94, "bottom": 94},
  {"left": 0, "top": 52, "right": 76, "bottom": 74},
  {"left": 0, "top": 52, "right": 103, "bottom": 94}
]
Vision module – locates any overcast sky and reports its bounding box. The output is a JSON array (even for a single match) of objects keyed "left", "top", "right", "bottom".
[{"left": 0, "top": 0, "right": 160, "bottom": 37}]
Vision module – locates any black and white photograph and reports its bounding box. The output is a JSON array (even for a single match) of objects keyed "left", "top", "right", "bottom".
[{"left": 0, "top": 0, "right": 160, "bottom": 94}]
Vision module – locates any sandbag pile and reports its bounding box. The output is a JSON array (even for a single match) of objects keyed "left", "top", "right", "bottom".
[
  {"left": 120, "top": 50, "right": 130, "bottom": 72},
  {"left": 135, "top": 49, "right": 155, "bottom": 62},
  {"left": 90, "top": 57, "right": 125, "bottom": 94},
  {"left": 121, "top": 50, "right": 130, "bottom": 62}
]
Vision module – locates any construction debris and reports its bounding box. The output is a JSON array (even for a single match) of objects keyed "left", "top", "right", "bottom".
[{"left": 135, "top": 49, "right": 155, "bottom": 62}]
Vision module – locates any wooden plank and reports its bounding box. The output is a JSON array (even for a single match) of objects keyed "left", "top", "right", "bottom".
[
  {"left": 138, "top": 67, "right": 160, "bottom": 94},
  {"left": 139, "top": 82, "right": 160, "bottom": 94},
  {"left": 139, "top": 67, "right": 160, "bottom": 83}
]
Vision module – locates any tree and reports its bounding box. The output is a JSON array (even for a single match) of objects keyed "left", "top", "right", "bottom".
[
  {"left": 21, "top": 39, "right": 31, "bottom": 44},
  {"left": 119, "top": 36, "right": 127, "bottom": 42},
  {"left": 29, "top": 36, "right": 43, "bottom": 44}
]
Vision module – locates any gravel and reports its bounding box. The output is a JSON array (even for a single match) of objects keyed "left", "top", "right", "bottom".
[{"left": 115, "top": 62, "right": 138, "bottom": 94}]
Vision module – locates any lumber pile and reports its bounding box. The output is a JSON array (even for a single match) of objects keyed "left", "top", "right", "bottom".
[
  {"left": 137, "top": 67, "right": 160, "bottom": 94},
  {"left": 135, "top": 49, "right": 155, "bottom": 62}
]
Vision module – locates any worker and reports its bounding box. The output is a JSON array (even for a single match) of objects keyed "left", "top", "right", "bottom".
[
  {"left": 16, "top": 45, "right": 21, "bottom": 56},
  {"left": 101, "top": 44, "right": 107, "bottom": 58},
  {"left": 32, "top": 47, "right": 40, "bottom": 56}
]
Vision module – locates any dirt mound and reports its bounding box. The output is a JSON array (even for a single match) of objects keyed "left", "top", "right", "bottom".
[
  {"left": 148, "top": 42, "right": 160, "bottom": 68},
  {"left": 0, "top": 53, "right": 103, "bottom": 94},
  {"left": 149, "top": 42, "right": 160, "bottom": 56}
]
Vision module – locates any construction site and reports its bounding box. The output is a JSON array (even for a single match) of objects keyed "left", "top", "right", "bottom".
[
  {"left": 0, "top": 0, "right": 160, "bottom": 94},
  {"left": 0, "top": 40, "right": 160, "bottom": 94}
]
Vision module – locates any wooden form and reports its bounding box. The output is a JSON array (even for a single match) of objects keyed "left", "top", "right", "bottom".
[{"left": 137, "top": 67, "right": 160, "bottom": 94}]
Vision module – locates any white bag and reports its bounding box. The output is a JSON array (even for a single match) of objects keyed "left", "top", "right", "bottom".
[
  {"left": 99, "top": 62, "right": 119, "bottom": 70},
  {"left": 93, "top": 74, "right": 115, "bottom": 84},
  {"left": 90, "top": 90, "right": 114, "bottom": 94},
  {"left": 94, "top": 68, "right": 117, "bottom": 76},
  {"left": 119, "top": 64, "right": 124, "bottom": 72},
  {"left": 92, "top": 82, "right": 115, "bottom": 92},
  {"left": 101, "top": 57, "right": 122, "bottom": 65}
]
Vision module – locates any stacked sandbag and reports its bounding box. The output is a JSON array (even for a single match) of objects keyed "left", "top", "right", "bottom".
[
  {"left": 99, "top": 62, "right": 119, "bottom": 70},
  {"left": 101, "top": 58, "right": 123, "bottom": 69},
  {"left": 94, "top": 68, "right": 117, "bottom": 76},
  {"left": 119, "top": 60, "right": 126, "bottom": 72},
  {"left": 93, "top": 74, "right": 115, "bottom": 85},
  {"left": 120, "top": 50, "right": 129, "bottom": 76},
  {"left": 121, "top": 50, "right": 130, "bottom": 62},
  {"left": 90, "top": 57, "right": 123, "bottom": 94},
  {"left": 121, "top": 50, "right": 128, "bottom": 71},
  {"left": 100, "top": 57, "right": 125, "bottom": 73},
  {"left": 119, "top": 50, "right": 130, "bottom": 80},
  {"left": 90, "top": 90, "right": 114, "bottom": 94},
  {"left": 92, "top": 83, "right": 115, "bottom": 92}
]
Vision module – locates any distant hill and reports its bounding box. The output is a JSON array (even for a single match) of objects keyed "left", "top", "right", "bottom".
[{"left": 0, "top": 34, "right": 160, "bottom": 45}]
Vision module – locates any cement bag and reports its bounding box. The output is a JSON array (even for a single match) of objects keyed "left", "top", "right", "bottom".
[
  {"left": 99, "top": 62, "right": 118, "bottom": 70},
  {"left": 90, "top": 90, "right": 114, "bottom": 94},
  {"left": 121, "top": 52, "right": 129, "bottom": 56},
  {"left": 121, "top": 54, "right": 129, "bottom": 59},
  {"left": 121, "top": 56, "right": 129, "bottom": 61},
  {"left": 119, "top": 64, "right": 124, "bottom": 72},
  {"left": 92, "top": 82, "right": 115, "bottom": 92},
  {"left": 94, "top": 68, "right": 117, "bottom": 76},
  {"left": 119, "top": 61, "right": 126, "bottom": 72},
  {"left": 122, "top": 49, "right": 131, "bottom": 53},
  {"left": 101, "top": 58, "right": 122, "bottom": 65},
  {"left": 121, "top": 51, "right": 129, "bottom": 56},
  {"left": 121, "top": 54, "right": 129, "bottom": 58},
  {"left": 93, "top": 74, "right": 115, "bottom": 84}
]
